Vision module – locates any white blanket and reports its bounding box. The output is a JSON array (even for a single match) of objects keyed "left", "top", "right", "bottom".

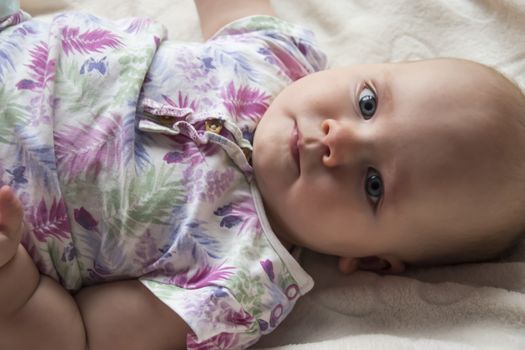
[{"left": 23, "top": 1, "right": 525, "bottom": 349}]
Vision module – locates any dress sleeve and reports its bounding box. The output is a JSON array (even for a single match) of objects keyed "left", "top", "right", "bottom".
[
  {"left": 209, "top": 15, "right": 327, "bottom": 81},
  {"left": 0, "top": 0, "right": 19, "bottom": 20},
  {"left": 140, "top": 280, "right": 265, "bottom": 350},
  {"left": 0, "top": 1, "right": 30, "bottom": 32}
]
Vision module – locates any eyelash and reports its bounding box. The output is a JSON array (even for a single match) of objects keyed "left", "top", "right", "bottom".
[
  {"left": 365, "top": 167, "right": 383, "bottom": 209},
  {"left": 358, "top": 83, "right": 378, "bottom": 120},
  {"left": 359, "top": 81, "right": 377, "bottom": 96}
]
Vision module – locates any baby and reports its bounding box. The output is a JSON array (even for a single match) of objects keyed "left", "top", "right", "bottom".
[{"left": 1, "top": 0, "right": 525, "bottom": 349}]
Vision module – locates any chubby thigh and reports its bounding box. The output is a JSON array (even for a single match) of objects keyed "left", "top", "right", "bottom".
[
  {"left": 1, "top": 256, "right": 190, "bottom": 350},
  {"left": 0, "top": 245, "right": 85, "bottom": 350},
  {"left": 75, "top": 279, "right": 191, "bottom": 350}
]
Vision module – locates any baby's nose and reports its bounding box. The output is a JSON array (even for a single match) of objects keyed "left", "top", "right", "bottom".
[{"left": 321, "top": 119, "right": 367, "bottom": 167}]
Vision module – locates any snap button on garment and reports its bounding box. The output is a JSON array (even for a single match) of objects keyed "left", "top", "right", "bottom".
[
  {"left": 138, "top": 98, "right": 254, "bottom": 180},
  {"left": 205, "top": 119, "right": 224, "bottom": 134}
]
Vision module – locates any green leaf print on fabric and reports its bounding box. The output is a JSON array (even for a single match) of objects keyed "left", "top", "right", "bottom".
[
  {"left": 104, "top": 165, "right": 185, "bottom": 238},
  {"left": 238, "top": 233, "right": 268, "bottom": 262},
  {"left": 47, "top": 239, "right": 82, "bottom": 290},
  {"left": 228, "top": 269, "right": 266, "bottom": 319},
  {"left": 114, "top": 49, "right": 154, "bottom": 104},
  {"left": 141, "top": 279, "right": 186, "bottom": 301},
  {"left": 0, "top": 86, "right": 29, "bottom": 144},
  {"left": 55, "top": 57, "right": 109, "bottom": 115}
]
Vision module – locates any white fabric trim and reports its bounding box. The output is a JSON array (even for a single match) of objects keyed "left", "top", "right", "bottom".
[{"left": 251, "top": 183, "right": 314, "bottom": 295}]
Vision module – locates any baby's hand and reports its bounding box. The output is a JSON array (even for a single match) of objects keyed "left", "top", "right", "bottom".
[{"left": 0, "top": 185, "right": 24, "bottom": 268}]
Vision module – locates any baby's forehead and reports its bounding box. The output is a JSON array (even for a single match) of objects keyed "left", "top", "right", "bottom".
[{"left": 392, "top": 59, "right": 510, "bottom": 92}]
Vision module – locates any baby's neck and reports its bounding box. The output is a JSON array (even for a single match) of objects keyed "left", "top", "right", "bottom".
[
  {"left": 263, "top": 203, "right": 295, "bottom": 251},
  {"left": 278, "top": 235, "right": 294, "bottom": 252}
]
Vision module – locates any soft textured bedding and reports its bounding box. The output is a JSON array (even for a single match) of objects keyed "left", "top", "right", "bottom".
[{"left": 22, "top": 0, "right": 525, "bottom": 349}]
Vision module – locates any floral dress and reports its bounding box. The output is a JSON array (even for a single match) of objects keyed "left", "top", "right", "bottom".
[{"left": 0, "top": 3, "right": 326, "bottom": 349}]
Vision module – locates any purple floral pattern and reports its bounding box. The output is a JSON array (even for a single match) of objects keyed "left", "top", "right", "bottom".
[
  {"left": 28, "top": 196, "right": 70, "bottom": 242},
  {"left": 60, "top": 26, "right": 123, "bottom": 56},
  {"left": 0, "top": 7, "right": 326, "bottom": 349},
  {"left": 16, "top": 41, "right": 55, "bottom": 91},
  {"left": 221, "top": 82, "right": 270, "bottom": 122},
  {"left": 55, "top": 114, "right": 128, "bottom": 181},
  {"left": 214, "top": 196, "right": 262, "bottom": 235}
]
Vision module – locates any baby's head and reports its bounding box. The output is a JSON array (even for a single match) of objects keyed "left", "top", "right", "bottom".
[{"left": 253, "top": 58, "right": 525, "bottom": 273}]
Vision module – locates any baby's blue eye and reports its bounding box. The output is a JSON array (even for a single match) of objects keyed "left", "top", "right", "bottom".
[
  {"left": 359, "top": 87, "right": 377, "bottom": 120},
  {"left": 365, "top": 168, "right": 383, "bottom": 205}
]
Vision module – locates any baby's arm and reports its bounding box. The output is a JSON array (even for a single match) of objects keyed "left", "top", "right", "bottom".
[
  {"left": 195, "top": 0, "right": 275, "bottom": 39},
  {"left": 0, "top": 186, "right": 86, "bottom": 349}
]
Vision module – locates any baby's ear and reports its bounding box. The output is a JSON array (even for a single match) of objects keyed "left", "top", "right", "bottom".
[{"left": 338, "top": 255, "right": 406, "bottom": 274}]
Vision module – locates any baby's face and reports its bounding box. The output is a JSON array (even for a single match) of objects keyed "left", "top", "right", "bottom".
[{"left": 253, "top": 59, "right": 519, "bottom": 264}]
